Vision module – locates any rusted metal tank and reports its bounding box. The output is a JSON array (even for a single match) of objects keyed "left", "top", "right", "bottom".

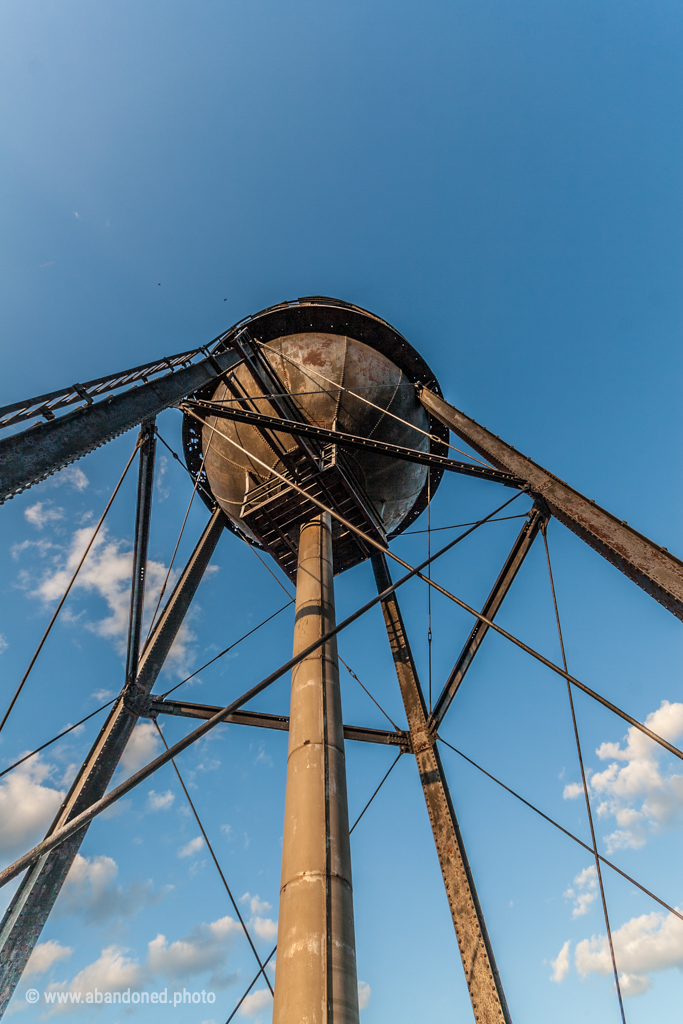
[{"left": 183, "top": 298, "right": 446, "bottom": 575}]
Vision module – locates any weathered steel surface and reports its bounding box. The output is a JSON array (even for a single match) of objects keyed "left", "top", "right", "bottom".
[
  {"left": 419, "top": 386, "right": 683, "bottom": 620},
  {"left": 183, "top": 296, "right": 450, "bottom": 538},
  {"left": 372, "top": 553, "right": 512, "bottom": 1024},
  {"left": 200, "top": 334, "right": 433, "bottom": 572},
  {"left": 149, "top": 698, "right": 411, "bottom": 749},
  {"left": 273, "top": 514, "right": 360, "bottom": 1024},
  {"left": 0, "top": 509, "right": 225, "bottom": 1016},
  {"left": 125, "top": 421, "right": 156, "bottom": 687},
  {"left": 0, "top": 350, "right": 239, "bottom": 503},
  {"left": 186, "top": 399, "right": 522, "bottom": 487},
  {"left": 0, "top": 347, "right": 206, "bottom": 432},
  {"left": 430, "top": 505, "right": 548, "bottom": 729}
]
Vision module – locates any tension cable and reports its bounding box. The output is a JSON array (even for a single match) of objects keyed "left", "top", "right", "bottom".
[
  {"left": 0, "top": 440, "right": 140, "bottom": 735},
  {"left": 153, "top": 723, "right": 274, "bottom": 995},
  {"left": 541, "top": 524, "right": 626, "bottom": 1021}
]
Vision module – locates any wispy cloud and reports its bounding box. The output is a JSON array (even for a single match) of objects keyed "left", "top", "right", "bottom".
[
  {"left": 563, "top": 701, "right": 683, "bottom": 853},
  {"left": 358, "top": 980, "right": 371, "bottom": 1009},
  {"left": 178, "top": 836, "right": 204, "bottom": 859},
  {"left": 0, "top": 755, "right": 65, "bottom": 861},
  {"left": 550, "top": 941, "right": 571, "bottom": 983},
  {"left": 24, "top": 501, "right": 65, "bottom": 530},
  {"left": 25, "top": 941, "right": 73, "bottom": 977},
  {"left": 147, "top": 789, "right": 174, "bottom": 811},
  {"left": 34, "top": 913, "right": 243, "bottom": 1013},
  {"left": 238, "top": 989, "right": 272, "bottom": 1019},
  {"left": 20, "top": 522, "right": 194, "bottom": 676},
  {"left": 52, "top": 466, "right": 88, "bottom": 491},
  {"left": 563, "top": 865, "right": 598, "bottom": 918},
  {"left": 239, "top": 894, "right": 278, "bottom": 943},
  {"left": 55, "top": 854, "right": 168, "bottom": 925}
]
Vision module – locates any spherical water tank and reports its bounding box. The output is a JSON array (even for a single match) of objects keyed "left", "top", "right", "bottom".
[{"left": 183, "top": 298, "right": 446, "bottom": 573}]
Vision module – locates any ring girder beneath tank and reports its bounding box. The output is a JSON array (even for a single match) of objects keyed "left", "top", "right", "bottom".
[{"left": 201, "top": 332, "right": 432, "bottom": 577}]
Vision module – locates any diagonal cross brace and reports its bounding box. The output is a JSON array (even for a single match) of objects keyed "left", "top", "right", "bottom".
[
  {"left": 430, "top": 504, "right": 548, "bottom": 730},
  {"left": 371, "top": 553, "right": 512, "bottom": 1024},
  {"left": 0, "top": 504, "right": 227, "bottom": 1017}
]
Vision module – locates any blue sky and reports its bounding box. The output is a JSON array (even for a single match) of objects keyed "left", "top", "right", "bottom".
[{"left": 1, "top": 1, "right": 682, "bottom": 1022}]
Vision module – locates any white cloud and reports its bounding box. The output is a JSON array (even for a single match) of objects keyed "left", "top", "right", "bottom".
[
  {"left": 147, "top": 916, "right": 241, "bottom": 988},
  {"left": 179, "top": 836, "right": 204, "bottom": 859},
  {"left": 45, "top": 945, "right": 146, "bottom": 1014},
  {"left": 155, "top": 456, "right": 170, "bottom": 501},
  {"left": 120, "top": 722, "right": 161, "bottom": 777},
  {"left": 241, "top": 894, "right": 272, "bottom": 916},
  {"left": 25, "top": 501, "right": 64, "bottom": 529},
  {"left": 0, "top": 756, "right": 65, "bottom": 860},
  {"left": 358, "top": 980, "right": 371, "bottom": 1009},
  {"left": 55, "top": 854, "right": 166, "bottom": 924},
  {"left": 563, "top": 865, "right": 598, "bottom": 918},
  {"left": 238, "top": 988, "right": 273, "bottom": 1018},
  {"left": 41, "top": 914, "right": 244, "bottom": 1013},
  {"left": 25, "top": 941, "right": 73, "bottom": 977},
  {"left": 575, "top": 908, "right": 683, "bottom": 997},
  {"left": 91, "top": 688, "right": 115, "bottom": 701},
  {"left": 52, "top": 465, "right": 88, "bottom": 491},
  {"left": 252, "top": 918, "right": 278, "bottom": 942},
  {"left": 147, "top": 789, "right": 174, "bottom": 811},
  {"left": 28, "top": 525, "right": 183, "bottom": 665},
  {"left": 0, "top": 634, "right": 7, "bottom": 655},
  {"left": 563, "top": 701, "right": 683, "bottom": 853},
  {"left": 550, "top": 941, "right": 571, "bottom": 983},
  {"left": 240, "top": 894, "right": 277, "bottom": 942}
]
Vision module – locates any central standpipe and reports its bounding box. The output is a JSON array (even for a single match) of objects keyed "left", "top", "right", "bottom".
[{"left": 273, "top": 513, "right": 360, "bottom": 1024}]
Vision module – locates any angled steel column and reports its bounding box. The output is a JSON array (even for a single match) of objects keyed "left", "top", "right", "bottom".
[
  {"left": 372, "top": 553, "right": 512, "bottom": 1024},
  {"left": 419, "top": 385, "right": 683, "bottom": 620},
  {"left": 126, "top": 419, "right": 156, "bottom": 683},
  {"left": 273, "top": 513, "right": 360, "bottom": 1024},
  {"left": 0, "top": 491, "right": 226, "bottom": 1016},
  {"left": 430, "top": 504, "right": 548, "bottom": 730},
  {"left": 0, "top": 349, "right": 240, "bottom": 504}
]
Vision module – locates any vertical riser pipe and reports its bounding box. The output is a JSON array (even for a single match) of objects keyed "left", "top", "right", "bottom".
[{"left": 273, "top": 514, "right": 360, "bottom": 1024}]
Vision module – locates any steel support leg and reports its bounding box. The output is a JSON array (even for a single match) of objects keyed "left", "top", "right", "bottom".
[
  {"left": 372, "top": 553, "right": 512, "bottom": 1024},
  {"left": 273, "top": 513, "right": 360, "bottom": 1024},
  {"left": 0, "top": 471, "right": 225, "bottom": 1014},
  {"left": 430, "top": 504, "right": 547, "bottom": 730}
]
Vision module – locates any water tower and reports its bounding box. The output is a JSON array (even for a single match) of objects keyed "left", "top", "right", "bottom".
[
  {"left": 0, "top": 296, "right": 680, "bottom": 1023},
  {"left": 183, "top": 300, "right": 447, "bottom": 1023}
]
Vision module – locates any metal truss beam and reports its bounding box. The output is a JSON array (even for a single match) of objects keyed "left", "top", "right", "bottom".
[
  {"left": 419, "top": 386, "right": 683, "bottom": 620},
  {"left": 0, "top": 350, "right": 239, "bottom": 504},
  {"left": 371, "top": 553, "right": 512, "bottom": 1024},
  {"left": 183, "top": 399, "right": 522, "bottom": 488},
  {"left": 148, "top": 697, "right": 410, "bottom": 750},
  {"left": 0, "top": 347, "right": 208, "bottom": 431},
  {"left": 430, "top": 504, "right": 548, "bottom": 730},
  {"left": 0, "top": 504, "right": 226, "bottom": 1016}
]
